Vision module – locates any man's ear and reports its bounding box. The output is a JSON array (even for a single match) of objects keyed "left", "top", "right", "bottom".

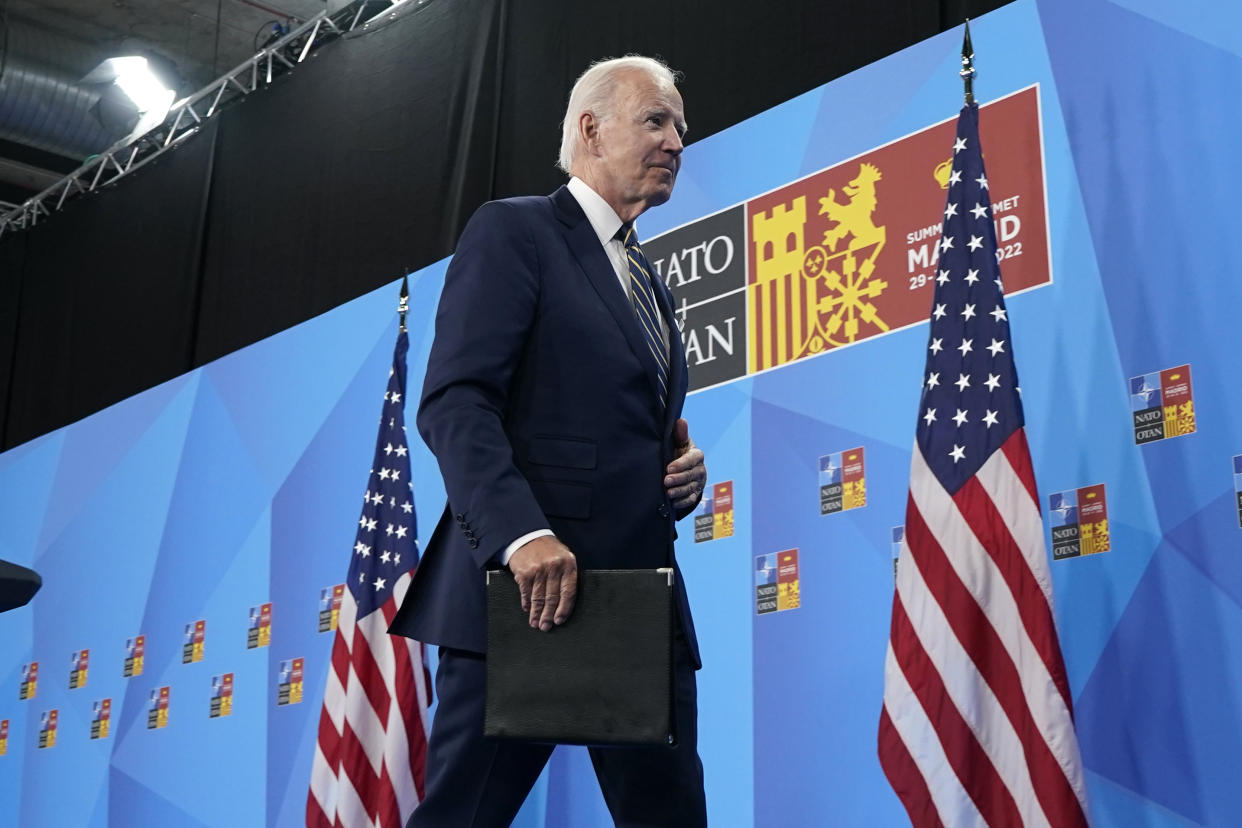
[{"left": 579, "top": 111, "right": 601, "bottom": 157}]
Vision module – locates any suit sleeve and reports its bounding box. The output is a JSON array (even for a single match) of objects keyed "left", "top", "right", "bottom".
[{"left": 416, "top": 200, "right": 549, "bottom": 568}]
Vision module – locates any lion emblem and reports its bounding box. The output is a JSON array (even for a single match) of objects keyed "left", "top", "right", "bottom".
[{"left": 819, "top": 163, "right": 884, "bottom": 252}]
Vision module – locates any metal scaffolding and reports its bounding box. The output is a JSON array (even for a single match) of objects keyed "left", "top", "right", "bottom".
[{"left": 0, "top": 0, "right": 422, "bottom": 239}]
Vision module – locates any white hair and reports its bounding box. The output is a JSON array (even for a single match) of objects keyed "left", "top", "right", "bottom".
[{"left": 558, "top": 55, "right": 679, "bottom": 174}]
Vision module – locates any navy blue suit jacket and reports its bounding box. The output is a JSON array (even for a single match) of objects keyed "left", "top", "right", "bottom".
[{"left": 390, "top": 185, "right": 700, "bottom": 667}]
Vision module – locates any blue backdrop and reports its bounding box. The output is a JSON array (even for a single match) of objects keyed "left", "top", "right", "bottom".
[{"left": 3, "top": 1, "right": 1241, "bottom": 825}]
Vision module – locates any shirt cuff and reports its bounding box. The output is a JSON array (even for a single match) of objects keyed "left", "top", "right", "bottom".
[{"left": 500, "top": 529, "right": 555, "bottom": 566}]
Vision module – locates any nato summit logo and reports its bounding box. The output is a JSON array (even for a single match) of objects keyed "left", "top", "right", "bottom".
[
  {"left": 183, "top": 619, "right": 205, "bottom": 663},
  {"left": 319, "top": 585, "right": 344, "bottom": 633},
  {"left": 819, "top": 448, "right": 866, "bottom": 514},
  {"left": 1130, "top": 364, "right": 1196, "bottom": 444},
  {"left": 148, "top": 686, "right": 170, "bottom": 729},
  {"left": 694, "top": 481, "right": 735, "bottom": 543},
  {"left": 755, "top": 549, "right": 800, "bottom": 615},
  {"left": 38, "top": 709, "right": 57, "bottom": 749},
  {"left": 210, "top": 673, "right": 234, "bottom": 718},
  {"left": 278, "top": 658, "right": 304, "bottom": 706},
  {"left": 19, "top": 661, "right": 37, "bottom": 700},
  {"left": 69, "top": 649, "right": 89, "bottom": 690},
  {"left": 248, "top": 602, "right": 272, "bottom": 649},
  {"left": 1049, "top": 484, "right": 1110, "bottom": 560},
  {"left": 91, "top": 699, "right": 112, "bottom": 740},
  {"left": 123, "top": 635, "right": 145, "bottom": 677}
]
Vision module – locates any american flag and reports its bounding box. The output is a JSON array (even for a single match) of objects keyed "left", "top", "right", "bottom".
[
  {"left": 878, "top": 104, "right": 1090, "bottom": 827},
  {"left": 307, "top": 326, "right": 432, "bottom": 828}
]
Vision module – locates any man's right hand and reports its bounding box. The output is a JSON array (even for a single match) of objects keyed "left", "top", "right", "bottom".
[{"left": 508, "top": 535, "right": 577, "bottom": 631}]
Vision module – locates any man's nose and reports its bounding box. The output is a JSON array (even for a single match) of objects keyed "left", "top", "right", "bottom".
[{"left": 664, "top": 128, "right": 683, "bottom": 155}]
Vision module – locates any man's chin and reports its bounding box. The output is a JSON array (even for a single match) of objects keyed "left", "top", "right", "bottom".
[{"left": 645, "top": 183, "right": 675, "bottom": 207}]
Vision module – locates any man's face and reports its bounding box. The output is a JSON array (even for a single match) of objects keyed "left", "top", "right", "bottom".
[{"left": 592, "top": 71, "right": 686, "bottom": 216}]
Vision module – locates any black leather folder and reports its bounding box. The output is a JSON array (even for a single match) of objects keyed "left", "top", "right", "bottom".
[{"left": 485, "top": 568, "right": 673, "bottom": 746}]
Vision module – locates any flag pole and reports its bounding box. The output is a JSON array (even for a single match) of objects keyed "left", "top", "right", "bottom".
[{"left": 960, "top": 19, "right": 975, "bottom": 106}]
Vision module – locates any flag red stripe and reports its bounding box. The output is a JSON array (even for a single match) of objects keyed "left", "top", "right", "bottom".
[
  {"left": 331, "top": 625, "right": 353, "bottom": 689},
  {"left": 890, "top": 598, "right": 1022, "bottom": 826},
  {"left": 382, "top": 598, "right": 430, "bottom": 801},
  {"left": 953, "top": 475, "right": 1074, "bottom": 713},
  {"left": 337, "top": 720, "right": 383, "bottom": 821},
  {"left": 377, "top": 764, "right": 402, "bottom": 828},
  {"left": 349, "top": 623, "right": 393, "bottom": 719},
  {"left": 316, "top": 701, "right": 342, "bottom": 770},
  {"left": 879, "top": 702, "right": 949, "bottom": 828},
  {"left": 906, "top": 498, "right": 1088, "bottom": 828},
  {"left": 1000, "top": 429, "right": 1040, "bottom": 509},
  {"left": 305, "top": 797, "right": 334, "bottom": 828}
]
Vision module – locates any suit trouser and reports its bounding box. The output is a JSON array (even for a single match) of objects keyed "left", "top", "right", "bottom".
[{"left": 406, "top": 624, "right": 707, "bottom": 828}]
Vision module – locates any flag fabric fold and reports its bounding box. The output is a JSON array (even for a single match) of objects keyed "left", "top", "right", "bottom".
[
  {"left": 878, "top": 103, "right": 1089, "bottom": 828},
  {"left": 308, "top": 327, "right": 432, "bottom": 828}
]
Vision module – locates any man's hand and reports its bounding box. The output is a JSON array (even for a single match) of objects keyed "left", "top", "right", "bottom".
[
  {"left": 665, "top": 418, "right": 706, "bottom": 511},
  {"left": 508, "top": 535, "right": 578, "bottom": 631}
]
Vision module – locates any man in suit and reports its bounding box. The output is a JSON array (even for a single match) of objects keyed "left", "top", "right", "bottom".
[{"left": 390, "top": 55, "right": 707, "bottom": 827}]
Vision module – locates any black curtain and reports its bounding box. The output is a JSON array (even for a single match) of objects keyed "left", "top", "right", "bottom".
[
  {"left": 0, "top": 0, "right": 1011, "bottom": 449},
  {"left": 1, "top": 122, "right": 217, "bottom": 447},
  {"left": 196, "top": 0, "right": 509, "bottom": 364}
]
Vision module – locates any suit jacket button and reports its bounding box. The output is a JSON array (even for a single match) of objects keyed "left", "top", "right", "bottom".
[
  {"left": 658, "top": 504, "right": 670, "bottom": 518},
  {"left": 455, "top": 512, "right": 465, "bottom": 523},
  {"left": 469, "top": 538, "right": 479, "bottom": 549}
]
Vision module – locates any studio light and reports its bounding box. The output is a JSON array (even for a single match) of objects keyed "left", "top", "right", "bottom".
[
  {"left": 83, "top": 56, "right": 179, "bottom": 140},
  {"left": 112, "top": 57, "right": 175, "bottom": 116}
]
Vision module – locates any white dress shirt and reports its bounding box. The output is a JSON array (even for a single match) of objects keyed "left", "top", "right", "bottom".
[{"left": 566, "top": 176, "right": 671, "bottom": 348}]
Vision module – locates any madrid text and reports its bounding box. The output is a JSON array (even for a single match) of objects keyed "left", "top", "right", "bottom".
[{"left": 904, "top": 194, "right": 1024, "bottom": 292}]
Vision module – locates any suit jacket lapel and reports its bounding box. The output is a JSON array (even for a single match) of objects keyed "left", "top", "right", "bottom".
[{"left": 550, "top": 186, "right": 667, "bottom": 411}]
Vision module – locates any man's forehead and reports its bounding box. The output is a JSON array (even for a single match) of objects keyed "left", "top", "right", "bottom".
[
  {"left": 651, "top": 87, "right": 684, "bottom": 113},
  {"left": 616, "top": 71, "right": 680, "bottom": 106}
]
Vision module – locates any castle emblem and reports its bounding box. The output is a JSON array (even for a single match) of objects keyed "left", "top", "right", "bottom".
[{"left": 749, "top": 163, "right": 890, "bottom": 372}]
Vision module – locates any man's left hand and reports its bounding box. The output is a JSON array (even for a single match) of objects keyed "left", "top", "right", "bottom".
[{"left": 665, "top": 418, "right": 706, "bottom": 511}]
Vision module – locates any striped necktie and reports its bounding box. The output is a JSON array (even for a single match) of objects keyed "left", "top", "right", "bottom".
[{"left": 619, "top": 224, "right": 669, "bottom": 408}]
